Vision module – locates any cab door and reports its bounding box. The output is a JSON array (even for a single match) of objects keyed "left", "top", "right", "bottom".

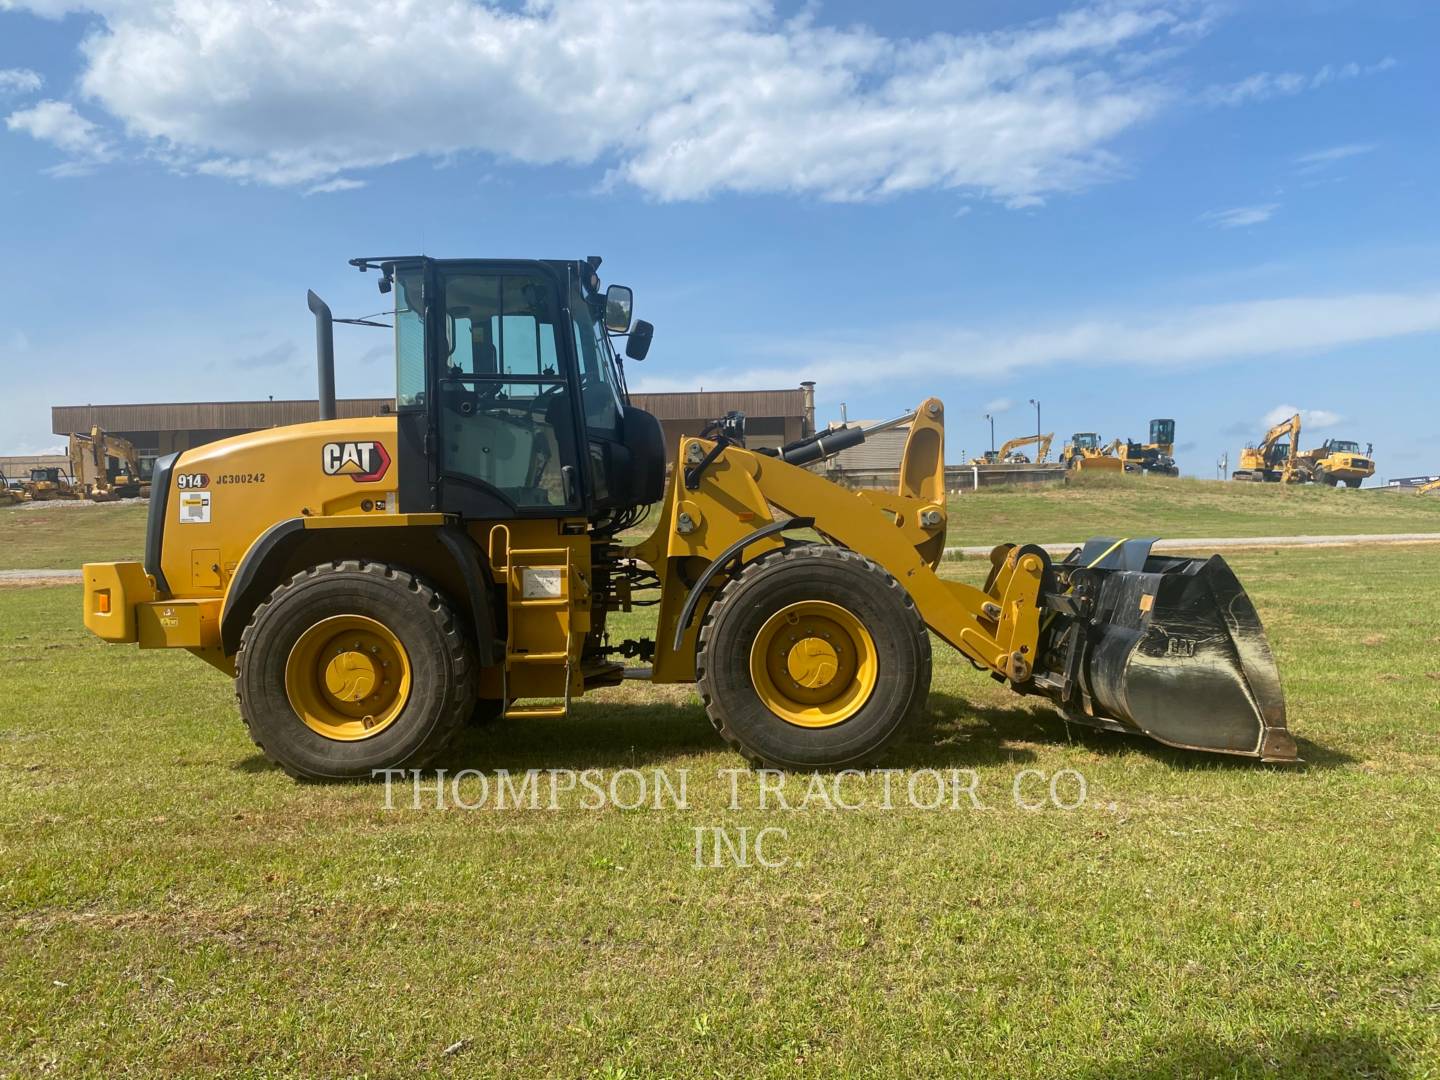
[{"left": 401, "top": 263, "right": 587, "bottom": 520}]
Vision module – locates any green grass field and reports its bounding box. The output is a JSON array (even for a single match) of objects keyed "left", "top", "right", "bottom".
[
  {"left": 3, "top": 477, "right": 1439, "bottom": 571},
  {"left": 0, "top": 503, "right": 147, "bottom": 570},
  {"left": 947, "top": 473, "right": 1440, "bottom": 548},
  {"left": 2, "top": 545, "right": 1437, "bottom": 1076}
]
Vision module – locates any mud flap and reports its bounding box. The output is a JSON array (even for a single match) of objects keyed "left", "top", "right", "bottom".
[{"left": 1045, "top": 542, "right": 1297, "bottom": 762}]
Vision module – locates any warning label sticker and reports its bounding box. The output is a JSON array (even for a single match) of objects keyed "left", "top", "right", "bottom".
[{"left": 179, "top": 490, "right": 211, "bottom": 524}]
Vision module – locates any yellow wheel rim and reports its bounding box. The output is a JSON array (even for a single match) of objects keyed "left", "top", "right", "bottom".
[
  {"left": 749, "top": 600, "right": 878, "bottom": 728},
  {"left": 284, "top": 615, "right": 412, "bottom": 741}
]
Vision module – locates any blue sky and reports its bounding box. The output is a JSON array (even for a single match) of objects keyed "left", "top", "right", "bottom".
[{"left": 1, "top": 0, "right": 1437, "bottom": 481}]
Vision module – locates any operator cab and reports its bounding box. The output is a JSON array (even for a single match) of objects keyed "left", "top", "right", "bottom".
[
  {"left": 1149, "top": 419, "right": 1175, "bottom": 447},
  {"left": 1071, "top": 433, "right": 1101, "bottom": 451},
  {"left": 351, "top": 256, "right": 665, "bottom": 522}
]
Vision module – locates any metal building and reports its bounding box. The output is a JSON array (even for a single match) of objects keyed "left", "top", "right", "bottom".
[{"left": 50, "top": 383, "right": 816, "bottom": 468}]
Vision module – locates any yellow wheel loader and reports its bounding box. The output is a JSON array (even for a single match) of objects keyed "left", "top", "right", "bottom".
[
  {"left": 81, "top": 256, "right": 1296, "bottom": 779},
  {"left": 968, "top": 432, "right": 1053, "bottom": 466},
  {"left": 1059, "top": 433, "right": 1125, "bottom": 473}
]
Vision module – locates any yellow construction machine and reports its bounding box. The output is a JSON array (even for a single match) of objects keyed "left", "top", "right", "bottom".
[
  {"left": 69, "top": 426, "right": 151, "bottom": 500},
  {"left": 1419, "top": 478, "right": 1440, "bottom": 495},
  {"left": 1114, "top": 419, "right": 1180, "bottom": 476},
  {"left": 968, "top": 432, "right": 1053, "bottom": 466},
  {"left": 80, "top": 256, "right": 1296, "bottom": 778},
  {"left": 1232, "top": 414, "right": 1302, "bottom": 483},
  {"left": 22, "top": 466, "right": 80, "bottom": 501},
  {"left": 1060, "top": 432, "right": 1124, "bottom": 473},
  {"left": 1292, "top": 438, "right": 1375, "bottom": 489}
]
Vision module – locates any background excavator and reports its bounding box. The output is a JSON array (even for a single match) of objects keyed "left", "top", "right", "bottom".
[
  {"left": 69, "top": 427, "right": 151, "bottom": 500},
  {"left": 968, "top": 432, "right": 1053, "bottom": 465},
  {"left": 1233, "top": 414, "right": 1375, "bottom": 487},
  {"left": 80, "top": 254, "right": 1296, "bottom": 779},
  {"left": 1232, "top": 414, "right": 1302, "bottom": 483}
]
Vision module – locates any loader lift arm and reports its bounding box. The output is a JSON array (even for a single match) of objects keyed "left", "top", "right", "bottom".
[{"left": 630, "top": 397, "right": 1296, "bottom": 764}]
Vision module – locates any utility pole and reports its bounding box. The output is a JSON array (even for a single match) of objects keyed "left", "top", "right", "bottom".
[
  {"left": 985, "top": 413, "right": 995, "bottom": 452},
  {"left": 1029, "top": 398, "right": 1041, "bottom": 442}
]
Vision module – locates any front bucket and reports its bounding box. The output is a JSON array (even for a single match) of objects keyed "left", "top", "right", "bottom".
[{"left": 1056, "top": 547, "right": 1297, "bottom": 762}]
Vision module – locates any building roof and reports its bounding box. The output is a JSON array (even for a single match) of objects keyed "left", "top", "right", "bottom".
[
  {"left": 627, "top": 388, "right": 806, "bottom": 421},
  {"left": 53, "top": 398, "right": 392, "bottom": 435}
]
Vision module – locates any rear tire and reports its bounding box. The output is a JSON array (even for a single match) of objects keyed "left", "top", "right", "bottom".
[
  {"left": 696, "top": 546, "right": 931, "bottom": 769},
  {"left": 1345, "top": 478, "right": 1362, "bottom": 489},
  {"left": 236, "top": 560, "right": 475, "bottom": 780}
]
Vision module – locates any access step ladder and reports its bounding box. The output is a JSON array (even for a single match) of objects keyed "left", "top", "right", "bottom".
[{"left": 490, "top": 526, "right": 575, "bottom": 720}]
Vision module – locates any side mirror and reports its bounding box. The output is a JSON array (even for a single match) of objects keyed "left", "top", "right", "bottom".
[
  {"left": 626, "top": 320, "right": 653, "bottom": 361},
  {"left": 604, "top": 285, "right": 634, "bottom": 333}
]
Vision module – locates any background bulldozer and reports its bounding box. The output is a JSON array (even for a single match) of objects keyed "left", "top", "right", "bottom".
[
  {"left": 81, "top": 256, "right": 1296, "bottom": 779},
  {"left": 22, "top": 466, "right": 79, "bottom": 501},
  {"left": 1060, "top": 432, "right": 1124, "bottom": 473}
]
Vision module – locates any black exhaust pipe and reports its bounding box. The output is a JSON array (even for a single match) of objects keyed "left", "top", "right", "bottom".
[{"left": 307, "top": 289, "right": 336, "bottom": 421}]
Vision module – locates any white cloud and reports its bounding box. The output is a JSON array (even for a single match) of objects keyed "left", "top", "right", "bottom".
[
  {"left": 0, "top": 68, "right": 43, "bottom": 96},
  {"left": 305, "top": 177, "right": 366, "bottom": 196},
  {"left": 1205, "top": 57, "right": 1395, "bottom": 106},
  {"left": 1200, "top": 203, "right": 1279, "bottom": 229},
  {"left": 1262, "top": 405, "right": 1342, "bottom": 431},
  {"left": 650, "top": 287, "right": 1440, "bottom": 392},
  {"left": 983, "top": 398, "right": 1014, "bottom": 413},
  {"left": 1295, "top": 142, "right": 1376, "bottom": 171},
  {"left": 5, "top": 99, "right": 115, "bottom": 170},
  {"left": 0, "top": 0, "right": 1209, "bottom": 203}
]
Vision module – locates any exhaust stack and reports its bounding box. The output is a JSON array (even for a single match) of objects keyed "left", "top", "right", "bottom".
[{"left": 307, "top": 289, "right": 337, "bottom": 422}]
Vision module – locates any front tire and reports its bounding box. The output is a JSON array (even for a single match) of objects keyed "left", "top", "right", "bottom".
[
  {"left": 696, "top": 546, "right": 931, "bottom": 769},
  {"left": 236, "top": 561, "right": 475, "bottom": 780}
]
